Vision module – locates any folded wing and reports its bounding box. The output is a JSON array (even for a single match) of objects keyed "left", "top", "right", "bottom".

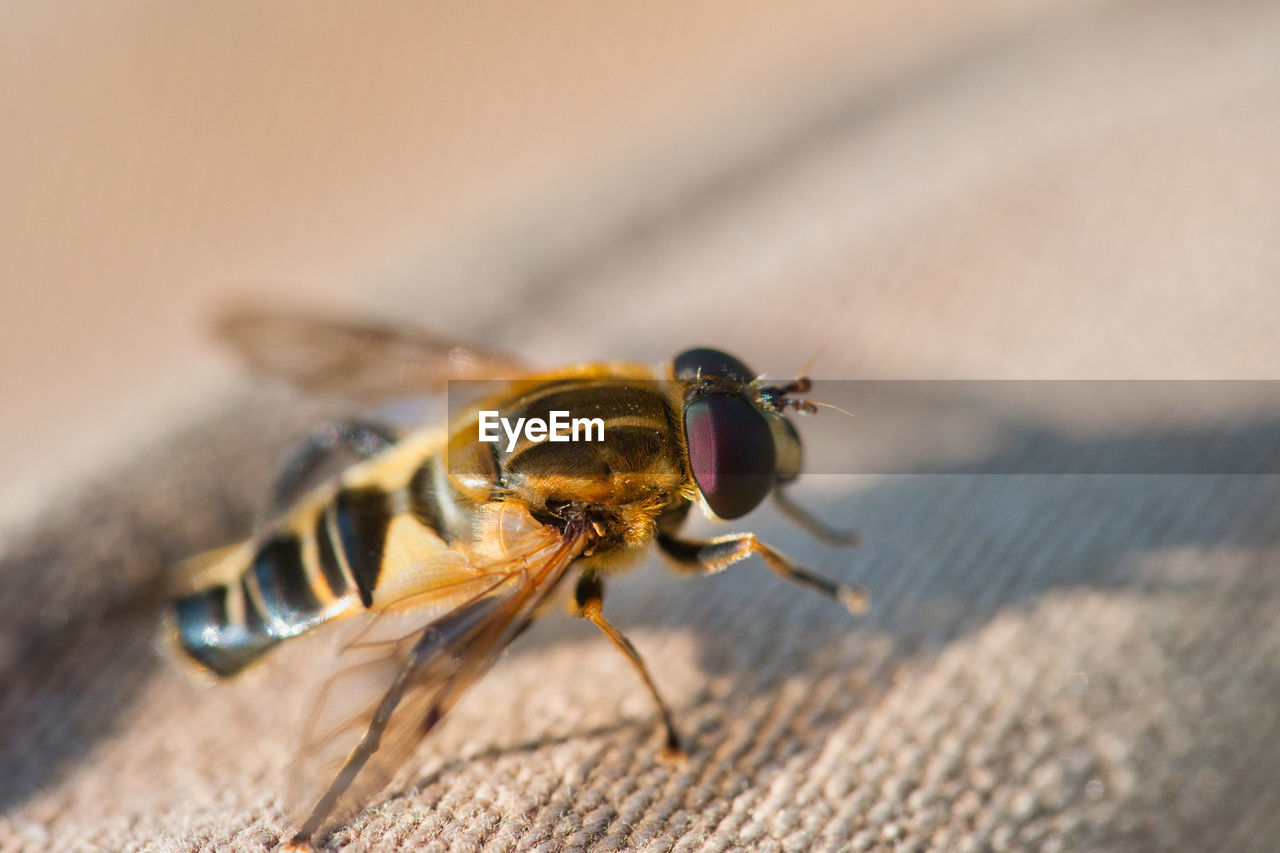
[
  {"left": 286, "top": 502, "right": 588, "bottom": 846},
  {"left": 217, "top": 306, "right": 532, "bottom": 400}
]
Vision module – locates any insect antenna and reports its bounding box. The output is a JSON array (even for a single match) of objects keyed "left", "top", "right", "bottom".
[{"left": 793, "top": 398, "right": 857, "bottom": 419}]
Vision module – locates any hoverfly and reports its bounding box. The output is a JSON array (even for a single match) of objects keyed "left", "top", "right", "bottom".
[{"left": 169, "top": 309, "right": 866, "bottom": 849}]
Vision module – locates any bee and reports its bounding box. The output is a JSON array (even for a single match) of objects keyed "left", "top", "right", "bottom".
[{"left": 169, "top": 309, "right": 866, "bottom": 849}]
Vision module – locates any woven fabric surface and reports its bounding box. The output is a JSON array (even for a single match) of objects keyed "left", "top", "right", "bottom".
[{"left": 3, "top": 1, "right": 1280, "bottom": 851}]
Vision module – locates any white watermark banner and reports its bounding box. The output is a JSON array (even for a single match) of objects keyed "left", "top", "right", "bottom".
[{"left": 445, "top": 380, "right": 1280, "bottom": 475}]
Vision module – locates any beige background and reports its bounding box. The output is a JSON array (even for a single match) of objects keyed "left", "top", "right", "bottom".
[
  {"left": 0, "top": 0, "right": 1060, "bottom": 521},
  {"left": 3, "top": 1, "right": 1280, "bottom": 851}
]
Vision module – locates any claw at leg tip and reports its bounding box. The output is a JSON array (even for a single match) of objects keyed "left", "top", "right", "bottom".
[{"left": 838, "top": 586, "right": 870, "bottom": 615}]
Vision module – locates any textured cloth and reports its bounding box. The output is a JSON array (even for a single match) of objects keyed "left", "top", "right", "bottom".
[{"left": 4, "top": 1, "right": 1280, "bottom": 851}]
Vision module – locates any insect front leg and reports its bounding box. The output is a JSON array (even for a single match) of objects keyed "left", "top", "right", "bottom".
[
  {"left": 269, "top": 419, "right": 398, "bottom": 513},
  {"left": 771, "top": 488, "right": 862, "bottom": 547},
  {"left": 657, "top": 532, "right": 869, "bottom": 615},
  {"left": 571, "top": 573, "right": 687, "bottom": 761}
]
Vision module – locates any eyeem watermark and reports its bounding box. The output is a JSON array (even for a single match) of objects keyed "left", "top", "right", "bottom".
[
  {"left": 479, "top": 410, "right": 605, "bottom": 452},
  {"left": 454, "top": 379, "right": 1280, "bottom": 474}
]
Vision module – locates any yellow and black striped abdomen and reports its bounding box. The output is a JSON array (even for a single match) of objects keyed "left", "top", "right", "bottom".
[
  {"left": 174, "top": 371, "right": 692, "bottom": 676},
  {"left": 173, "top": 431, "right": 475, "bottom": 676}
]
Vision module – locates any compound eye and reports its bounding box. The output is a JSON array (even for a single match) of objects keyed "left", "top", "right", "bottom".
[
  {"left": 684, "top": 395, "right": 777, "bottom": 519},
  {"left": 674, "top": 348, "right": 755, "bottom": 383}
]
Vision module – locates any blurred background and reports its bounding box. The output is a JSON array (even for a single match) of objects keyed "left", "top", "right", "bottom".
[
  {"left": 5, "top": 0, "right": 1277, "bottom": 522},
  {"left": 4, "top": 2, "right": 1280, "bottom": 850}
]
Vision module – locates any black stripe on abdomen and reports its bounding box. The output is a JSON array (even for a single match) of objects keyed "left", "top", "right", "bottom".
[
  {"left": 173, "top": 583, "right": 281, "bottom": 677},
  {"left": 313, "top": 511, "right": 349, "bottom": 598},
  {"left": 407, "top": 458, "right": 452, "bottom": 544},
  {"left": 332, "top": 486, "right": 392, "bottom": 607},
  {"left": 252, "top": 534, "right": 321, "bottom": 619}
]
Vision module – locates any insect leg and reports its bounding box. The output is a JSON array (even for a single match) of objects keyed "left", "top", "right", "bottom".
[
  {"left": 269, "top": 419, "right": 398, "bottom": 513},
  {"left": 571, "top": 573, "right": 687, "bottom": 761},
  {"left": 771, "top": 488, "right": 862, "bottom": 547},
  {"left": 657, "top": 532, "right": 869, "bottom": 615}
]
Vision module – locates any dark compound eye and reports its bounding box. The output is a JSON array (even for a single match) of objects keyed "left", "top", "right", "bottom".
[
  {"left": 683, "top": 394, "right": 776, "bottom": 519},
  {"left": 674, "top": 348, "right": 756, "bottom": 383}
]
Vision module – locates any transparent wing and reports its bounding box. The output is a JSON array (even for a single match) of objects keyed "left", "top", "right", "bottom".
[
  {"left": 217, "top": 305, "right": 532, "bottom": 400},
  {"left": 286, "top": 502, "right": 589, "bottom": 846}
]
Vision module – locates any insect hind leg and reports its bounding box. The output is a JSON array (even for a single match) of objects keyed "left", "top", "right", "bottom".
[
  {"left": 571, "top": 573, "right": 687, "bottom": 761},
  {"left": 657, "top": 532, "right": 868, "bottom": 615},
  {"left": 269, "top": 419, "right": 398, "bottom": 513}
]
